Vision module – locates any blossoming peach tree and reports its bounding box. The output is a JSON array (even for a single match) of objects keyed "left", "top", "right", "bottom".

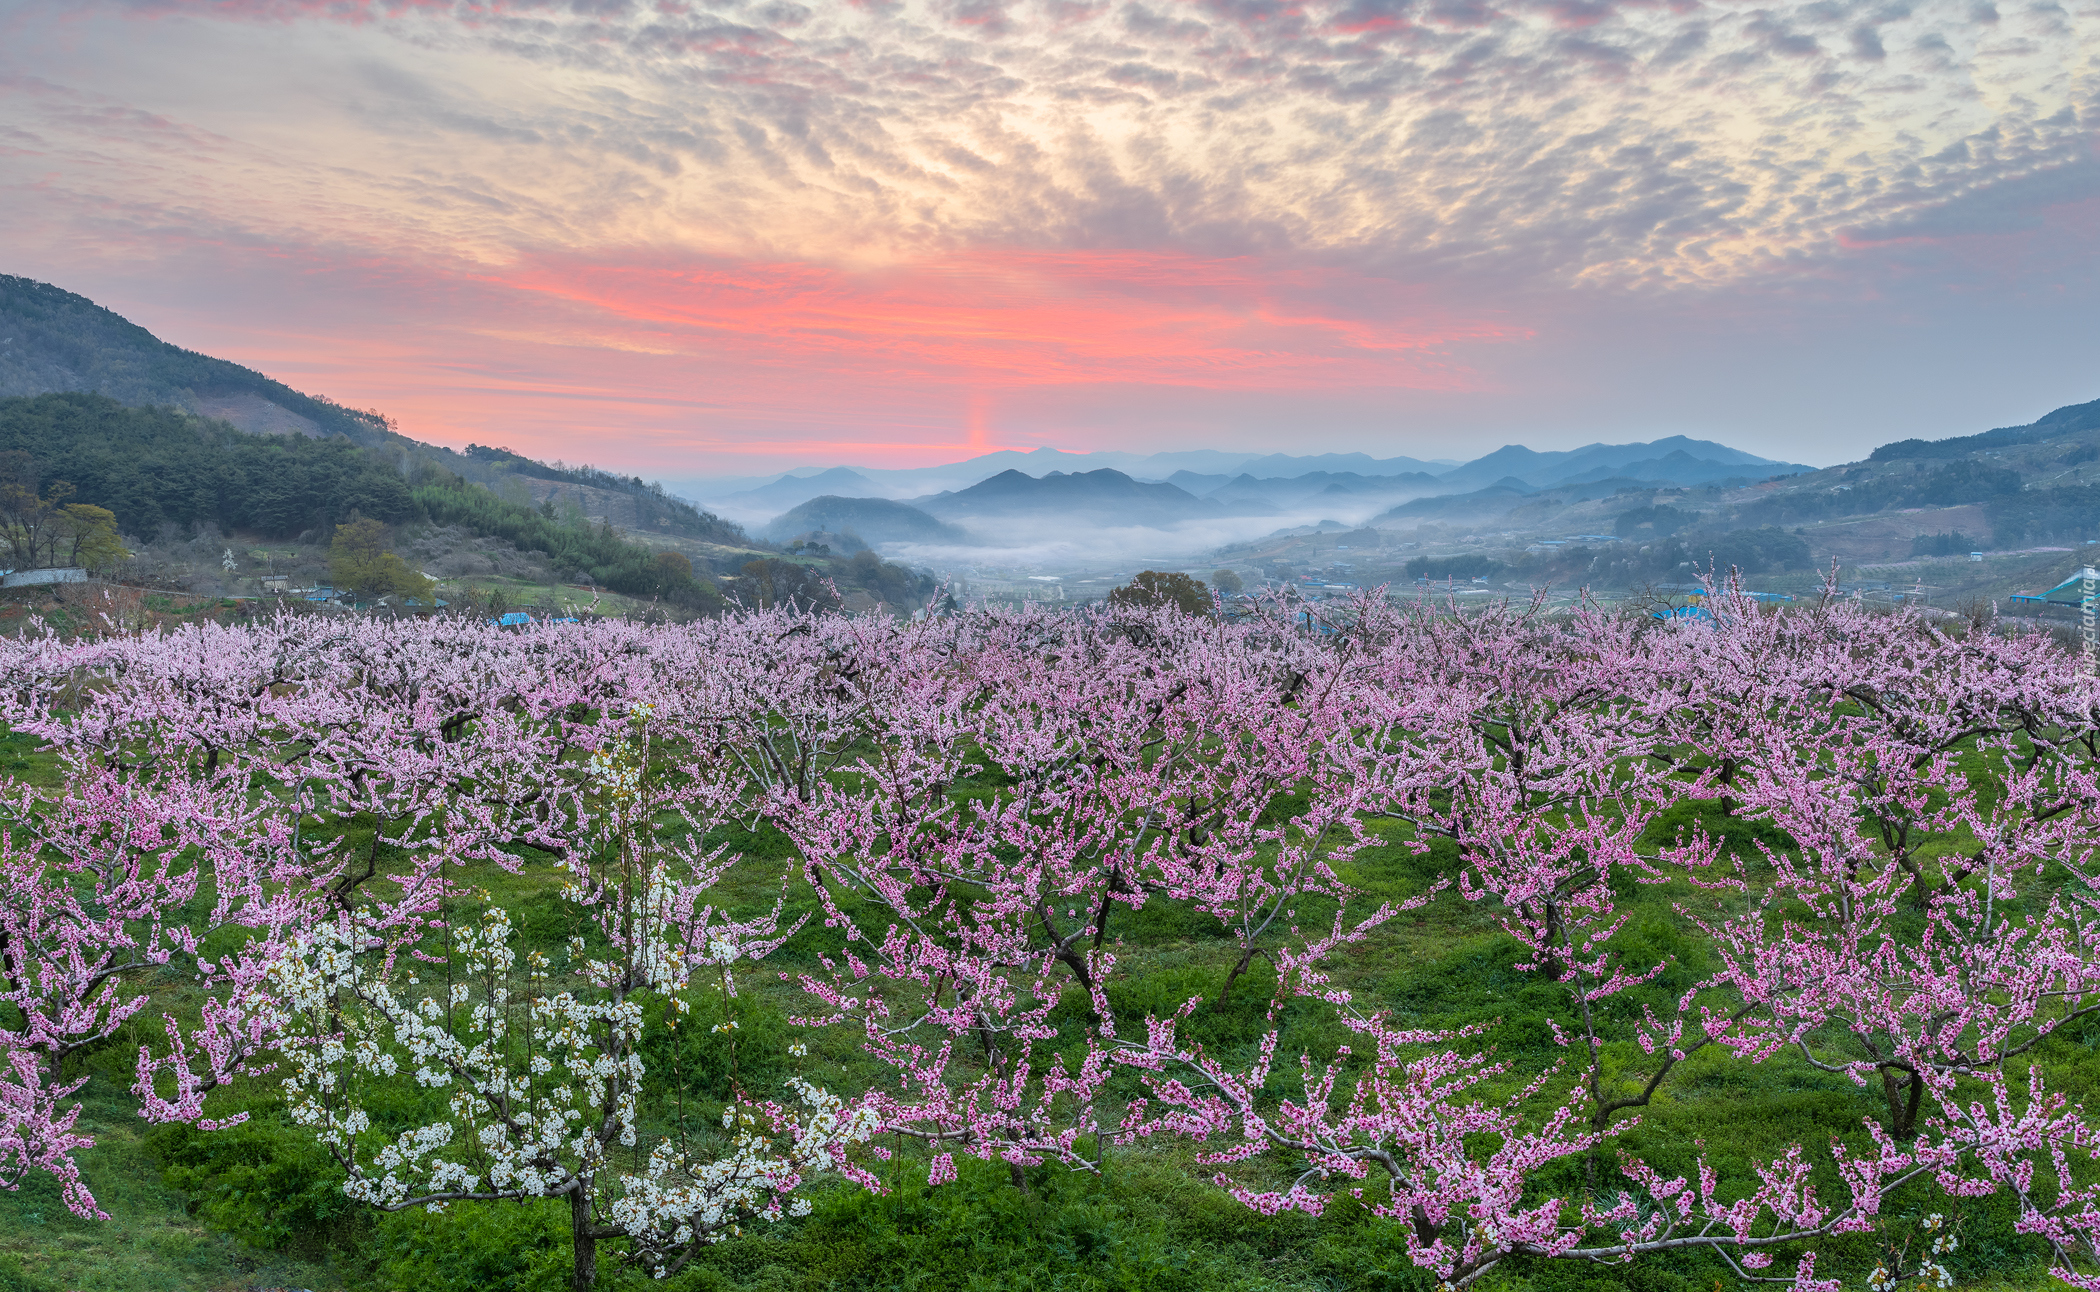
[
  {"left": 0, "top": 594, "right": 2097, "bottom": 1289},
  {"left": 174, "top": 704, "right": 877, "bottom": 1291}
]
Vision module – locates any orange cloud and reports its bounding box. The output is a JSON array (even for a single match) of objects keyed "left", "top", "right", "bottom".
[
  {"left": 487, "top": 249, "right": 1524, "bottom": 393},
  {"left": 124, "top": 244, "right": 1532, "bottom": 471}
]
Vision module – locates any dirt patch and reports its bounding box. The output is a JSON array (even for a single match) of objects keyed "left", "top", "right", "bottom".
[
  {"left": 188, "top": 392, "right": 326, "bottom": 438},
  {"left": 1799, "top": 505, "right": 1989, "bottom": 564},
  {"left": 403, "top": 524, "right": 555, "bottom": 581}
]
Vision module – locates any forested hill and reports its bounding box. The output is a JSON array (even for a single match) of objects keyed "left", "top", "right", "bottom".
[
  {"left": 0, "top": 392, "right": 727, "bottom": 609},
  {"left": 0, "top": 275, "right": 388, "bottom": 440},
  {"left": 0, "top": 394, "right": 416, "bottom": 534},
  {"left": 1869, "top": 397, "right": 2100, "bottom": 462},
  {"left": 1725, "top": 395, "right": 2100, "bottom": 547},
  {"left": 0, "top": 275, "right": 744, "bottom": 545}
]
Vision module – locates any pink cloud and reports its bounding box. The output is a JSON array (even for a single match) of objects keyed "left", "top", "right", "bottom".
[
  {"left": 79, "top": 237, "right": 1523, "bottom": 471},
  {"left": 488, "top": 248, "right": 1522, "bottom": 393}
]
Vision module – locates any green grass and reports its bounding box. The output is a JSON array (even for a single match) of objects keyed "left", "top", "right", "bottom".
[
  {"left": 0, "top": 1065, "right": 339, "bottom": 1292},
  {"left": 0, "top": 736, "right": 2088, "bottom": 1289},
  {"left": 435, "top": 575, "right": 652, "bottom": 619}
]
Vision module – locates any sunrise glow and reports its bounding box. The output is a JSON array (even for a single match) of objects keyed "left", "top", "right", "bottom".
[{"left": 3, "top": 0, "right": 2095, "bottom": 472}]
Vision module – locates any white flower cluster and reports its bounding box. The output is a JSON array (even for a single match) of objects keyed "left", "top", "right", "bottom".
[
  {"left": 606, "top": 1079, "right": 878, "bottom": 1270},
  {"left": 1921, "top": 1212, "right": 1959, "bottom": 1256},
  {"left": 587, "top": 709, "right": 653, "bottom": 806},
  {"left": 588, "top": 744, "right": 645, "bottom": 803},
  {"left": 257, "top": 749, "right": 861, "bottom": 1266},
  {"left": 275, "top": 908, "right": 647, "bottom": 1211}
]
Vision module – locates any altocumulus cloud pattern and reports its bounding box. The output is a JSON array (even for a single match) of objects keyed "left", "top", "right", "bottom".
[{"left": 1, "top": 0, "right": 2093, "bottom": 464}]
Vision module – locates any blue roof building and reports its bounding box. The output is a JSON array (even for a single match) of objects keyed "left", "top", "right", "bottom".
[
  {"left": 1652, "top": 605, "right": 1716, "bottom": 624},
  {"left": 2010, "top": 567, "right": 2100, "bottom": 607}
]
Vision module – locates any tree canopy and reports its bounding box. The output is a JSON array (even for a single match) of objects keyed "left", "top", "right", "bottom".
[
  {"left": 1107, "top": 570, "right": 1211, "bottom": 614},
  {"left": 0, "top": 393, "right": 416, "bottom": 537},
  {"left": 328, "top": 518, "right": 434, "bottom": 602}
]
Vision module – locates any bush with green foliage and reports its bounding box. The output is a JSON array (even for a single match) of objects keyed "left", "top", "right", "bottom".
[
  {"left": 1912, "top": 530, "right": 1982, "bottom": 557},
  {"left": 1404, "top": 553, "right": 1503, "bottom": 580},
  {"left": 329, "top": 517, "right": 435, "bottom": 601},
  {"left": 1106, "top": 569, "right": 1212, "bottom": 613}
]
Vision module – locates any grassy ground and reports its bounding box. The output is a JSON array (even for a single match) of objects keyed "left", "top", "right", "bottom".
[
  {"left": 0, "top": 729, "right": 2085, "bottom": 1290},
  {"left": 430, "top": 575, "right": 654, "bottom": 619}
]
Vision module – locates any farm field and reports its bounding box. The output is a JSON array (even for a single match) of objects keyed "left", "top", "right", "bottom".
[{"left": 0, "top": 593, "right": 2096, "bottom": 1292}]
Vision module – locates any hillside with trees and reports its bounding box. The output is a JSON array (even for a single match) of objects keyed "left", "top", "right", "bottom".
[
  {"left": 1270, "top": 395, "right": 2100, "bottom": 612},
  {"left": 0, "top": 275, "right": 398, "bottom": 441},
  {"left": 761, "top": 495, "right": 965, "bottom": 546},
  {"left": 0, "top": 394, "right": 419, "bottom": 536},
  {"left": 0, "top": 392, "right": 725, "bottom": 610},
  {"left": 0, "top": 276, "right": 747, "bottom": 546}
]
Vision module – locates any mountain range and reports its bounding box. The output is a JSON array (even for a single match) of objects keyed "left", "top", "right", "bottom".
[
  {"left": 763, "top": 396, "right": 2100, "bottom": 572},
  {"left": 1, "top": 274, "right": 1814, "bottom": 555},
  {"left": 19, "top": 272, "right": 1971, "bottom": 574},
  {"left": 760, "top": 496, "right": 965, "bottom": 546},
  {"left": 721, "top": 439, "right": 1813, "bottom": 545},
  {"left": 674, "top": 447, "right": 1462, "bottom": 507},
  {"left": 696, "top": 434, "right": 1812, "bottom": 538},
  {"left": 764, "top": 390, "right": 2100, "bottom": 575}
]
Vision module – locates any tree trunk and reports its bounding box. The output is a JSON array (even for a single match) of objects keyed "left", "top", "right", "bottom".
[
  {"left": 1880, "top": 1065, "right": 1922, "bottom": 1140},
  {"left": 1540, "top": 900, "right": 1565, "bottom": 981},
  {"left": 1217, "top": 945, "right": 1256, "bottom": 1008},
  {"left": 570, "top": 1185, "right": 598, "bottom": 1292}
]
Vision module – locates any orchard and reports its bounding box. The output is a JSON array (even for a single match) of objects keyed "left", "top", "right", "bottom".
[{"left": 2, "top": 587, "right": 2099, "bottom": 1292}]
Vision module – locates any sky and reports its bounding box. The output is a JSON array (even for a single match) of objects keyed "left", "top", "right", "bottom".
[{"left": 2, "top": 0, "right": 2096, "bottom": 478}]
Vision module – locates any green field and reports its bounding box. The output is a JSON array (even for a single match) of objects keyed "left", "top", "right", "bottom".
[{"left": 0, "top": 720, "right": 2079, "bottom": 1292}]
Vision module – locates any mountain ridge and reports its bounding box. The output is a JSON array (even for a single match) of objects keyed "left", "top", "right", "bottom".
[
  {"left": 0, "top": 275, "right": 743, "bottom": 544},
  {"left": 687, "top": 436, "right": 1809, "bottom": 526},
  {"left": 912, "top": 467, "right": 1283, "bottom": 528},
  {"left": 762, "top": 495, "right": 964, "bottom": 546}
]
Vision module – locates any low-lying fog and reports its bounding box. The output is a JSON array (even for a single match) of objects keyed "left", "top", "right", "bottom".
[
  {"left": 719, "top": 501, "right": 1446, "bottom": 579},
  {"left": 874, "top": 506, "right": 1415, "bottom": 572}
]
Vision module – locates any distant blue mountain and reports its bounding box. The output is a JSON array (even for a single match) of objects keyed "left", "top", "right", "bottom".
[
  {"left": 1550, "top": 449, "right": 1806, "bottom": 488},
  {"left": 762, "top": 495, "right": 962, "bottom": 546},
  {"left": 1229, "top": 451, "right": 1447, "bottom": 477},
  {"left": 915, "top": 469, "right": 1275, "bottom": 527},
  {"left": 1434, "top": 437, "right": 1805, "bottom": 492},
  {"left": 682, "top": 435, "right": 1806, "bottom": 531},
  {"left": 1370, "top": 478, "right": 1538, "bottom": 523},
  {"left": 718, "top": 466, "right": 879, "bottom": 512},
  {"left": 1201, "top": 470, "right": 1440, "bottom": 509}
]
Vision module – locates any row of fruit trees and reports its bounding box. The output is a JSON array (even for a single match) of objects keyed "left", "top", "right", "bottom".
[{"left": 1, "top": 587, "right": 2098, "bottom": 1290}]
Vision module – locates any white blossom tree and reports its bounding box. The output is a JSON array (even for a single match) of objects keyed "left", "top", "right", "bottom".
[{"left": 168, "top": 703, "right": 878, "bottom": 1290}]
